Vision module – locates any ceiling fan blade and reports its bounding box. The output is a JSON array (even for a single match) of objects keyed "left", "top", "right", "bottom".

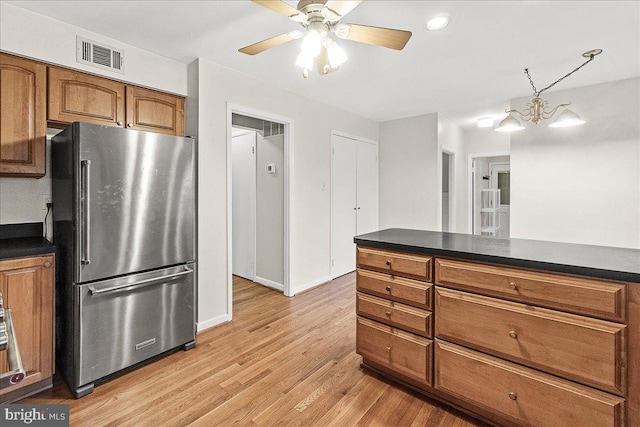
[
  {"left": 252, "top": 0, "right": 304, "bottom": 20},
  {"left": 339, "top": 24, "right": 412, "bottom": 50},
  {"left": 239, "top": 32, "right": 297, "bottom": 55},
  {"left": 324, "top": 1, "right": 363, "bottom": 18}
]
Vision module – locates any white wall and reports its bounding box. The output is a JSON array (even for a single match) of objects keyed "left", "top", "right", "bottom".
[
  {"left": 0, "top": 3, "right": 188, "bottom": 228},
  {"left": 510, "top": 77, "right": 640, "bottom": 248},
  {"left": 379, "top": 113, "right": 439, "bottom": 230},
  {"left": 0, "top": 3, "right": 187, "bottom": 95},
  {"left": 187, "top": 58, "right": 378, "bottom": 330},
  {"left": 256, "top": 134, "right": 284, "bottom": 286}
]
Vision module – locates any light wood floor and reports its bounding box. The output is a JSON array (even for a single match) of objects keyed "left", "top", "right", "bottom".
[{"left": 23, "top": 273, "right": 487, "bottom": 426}]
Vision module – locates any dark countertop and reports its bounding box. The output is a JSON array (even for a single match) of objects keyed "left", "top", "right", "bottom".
[
  {"left": 354, "top": 228, "right": 640, "bottom": 283},
  {"left": 0, "top": 223, "right": 55, "bottom": 261}
]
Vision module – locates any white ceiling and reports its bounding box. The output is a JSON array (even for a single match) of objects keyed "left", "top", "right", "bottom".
[{"left": 8, "top": 1, "right": 640, "bottom": 129}]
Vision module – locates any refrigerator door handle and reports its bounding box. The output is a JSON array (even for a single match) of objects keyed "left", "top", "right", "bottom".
[
  {"left": 81, "top": 159, "right": 92, "bottom": 265},
  {"left": 88, "top": 266, "right": 193, "bottom": 295}
]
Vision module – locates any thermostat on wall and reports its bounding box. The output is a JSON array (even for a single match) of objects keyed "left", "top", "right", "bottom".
[{"left": 267, "top": 164, "right": 276, "bottom": 174}]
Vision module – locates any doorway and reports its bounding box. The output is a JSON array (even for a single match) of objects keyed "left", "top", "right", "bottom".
[
  {"left": 442, "top": 151, "right": 455, "bottom": 232},
  {"left": 227, "top": 105, "right": 292, "bottom": 321},
  {"left": 469, "top": 154, "right": 510, "bottom": 237},
  {"left": 330, "top": 132, "right": 379, "bottom": 279}
]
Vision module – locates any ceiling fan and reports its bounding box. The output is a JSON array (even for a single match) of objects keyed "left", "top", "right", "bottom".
[{"left": 239, "top": 0, "right": 412, "bottom": 78}]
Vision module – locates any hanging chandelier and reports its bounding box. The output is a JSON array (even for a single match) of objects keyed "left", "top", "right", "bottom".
[{"left": 495, "top": 49, "right": 602, "bottom": 132}]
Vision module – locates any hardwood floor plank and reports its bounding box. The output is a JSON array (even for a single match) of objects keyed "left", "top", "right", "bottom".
[{"left": 22, "top": 274, "right": 488, "bottom": 426}]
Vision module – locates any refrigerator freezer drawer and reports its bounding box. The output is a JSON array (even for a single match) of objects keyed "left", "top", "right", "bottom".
[{"left": 75, "top": 264, "right": 195, "bottom": 388}]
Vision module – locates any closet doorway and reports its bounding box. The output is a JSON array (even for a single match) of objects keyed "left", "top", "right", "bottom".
[
  {"left": 330, "top": 132, "right": 379, "bottom": 279},
  {"left": 227, "top": 106, "right": 292, "bottom": 321}
]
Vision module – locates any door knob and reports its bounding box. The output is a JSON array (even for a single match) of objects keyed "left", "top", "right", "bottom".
[
  {"left": 127, "top": 123, "right": 133, "bottom": 127},
  {"left": 44, "top": 261, "right": 52, "bottom": 268},
  {"left": 117, "top": 121, "right": 123, "bottom": 126}
]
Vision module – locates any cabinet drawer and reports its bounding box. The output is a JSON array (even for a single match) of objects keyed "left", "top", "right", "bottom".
[
  {"left": 357, "top": 269, "right": 432, "bottom": 309},
  {"left": 435, "top": 287, "right": 626, "bottom": 395},
  {"left": 356, "top": 316, "right": 432, "bottom": 385},
  {"left": 435, "top": 258, "right": 627, "bottom": 322},
  {"left": 357, "top": 247, "right": 431, "bottom": 281},
  {"left": 435, "top": 340, "right": 625, "bottom": 427},
  {"left": 357, "top": 292, "right": 432, "bottom": 337}
]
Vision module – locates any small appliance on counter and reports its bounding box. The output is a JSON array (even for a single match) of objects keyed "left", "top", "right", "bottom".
[{"left": 52, "top": 122, "right": 197, "bottom": 398}]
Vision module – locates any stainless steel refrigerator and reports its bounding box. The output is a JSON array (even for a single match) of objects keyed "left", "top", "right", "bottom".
[{"left": 52, "top": 122, "right": 196, "bottom": 398}]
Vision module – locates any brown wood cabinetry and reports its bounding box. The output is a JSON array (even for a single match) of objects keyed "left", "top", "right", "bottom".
[
  {"left": 49, "top": 68, "right": 184, "bottom": 136},
  {"left": 0, "top": 255, "right": 55, "bottom": 402},
  {"left": 356, "top": 245, "right": 636, "bottom": 427},
  {"left": 126, "top": 86, "right": 184, "bottom": 135},
  {"left": 0, "top": 53, "right": 46, "bottom": 177},
  {"left": 356, "top": 249, "right": 434, "bottom": 387},
  {"left": 48, "top": 66, "right": 125, "bottom": 128}
]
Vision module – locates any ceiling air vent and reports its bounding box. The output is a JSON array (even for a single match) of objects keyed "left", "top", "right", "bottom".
[{"left": 76, "top": 36, "right": 125, "bottom": 74}]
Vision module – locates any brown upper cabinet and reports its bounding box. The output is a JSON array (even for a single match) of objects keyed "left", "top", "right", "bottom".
[
  {"left": 0, "top": 53, "right": 47, "bottom": 177},
  {"left": 48, "top": 66, "right": 125, "bottom": 128},
  {"left": 126, "top": 86, "right": 184, "bottom": 136},
  {"left": 48, "top": 67, "right": 184, "bottom": 136}
]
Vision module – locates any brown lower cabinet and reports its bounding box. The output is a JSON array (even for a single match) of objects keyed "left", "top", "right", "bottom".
[
  {"left": 356, "top": 246, "right": 637, "bottom": 427},
  {"left": 0, "top": 255, "right": 55, "bottom": 402}
]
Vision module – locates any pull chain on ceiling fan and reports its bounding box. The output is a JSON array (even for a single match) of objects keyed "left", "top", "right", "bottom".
[{"left": 239, "top": 0, "right": 412, "bottom": 78}]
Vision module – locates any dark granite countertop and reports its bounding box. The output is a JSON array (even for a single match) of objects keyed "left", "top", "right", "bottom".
[
  {"left": 0, "top": 223, "right": 55, "bottom": 261},
  {"left": 354, "top": 228, "right": 640, "bottom": 283}
]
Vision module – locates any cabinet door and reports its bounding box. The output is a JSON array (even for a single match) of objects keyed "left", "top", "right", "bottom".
[
  {"left": 0, "top": 255, "right": 54, "bottom": 397},
  {"left": 125, "top": 86, "right": 184, "bottom": 136},
  {"left": 0, "top": 53, "right": 46, "bottom": 177},
  {"left": 48, "top": 67, "right": 125, "bottom": 127}
]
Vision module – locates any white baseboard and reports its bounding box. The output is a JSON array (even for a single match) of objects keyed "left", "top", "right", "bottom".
[
  {"left": 196, "top": 313, "right": 230, "bottom": 332},
  {"left": 291, "top": 275, "right": 332, "bottom": 295},
  {"left": 254, "top": 276, "right": 284, "bottom": 292}
]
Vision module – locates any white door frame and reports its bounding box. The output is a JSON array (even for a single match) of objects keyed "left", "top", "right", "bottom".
[
  {"left": 226, "top": 104, "right": 294, "bottom": 321},
  {"left": 440, "top": 147, "right": 456, "bottom": 232},
  {"left": 466, "top": 151, "right": 510, "bottom": 234},
  {"left": 330, "top": 130, "right": 378, "bottom": 279}
]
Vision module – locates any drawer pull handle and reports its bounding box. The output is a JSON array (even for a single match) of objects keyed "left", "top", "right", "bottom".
[
  {"left": 386, "top": 260, "right": 391, "bottom": 266},
  {"left": 509, "top": 282, "right": 518, "bottom": 290},
  {"left": 44, "top": 261, "right": 52, "bottom": 268},
  {"left": 385, "top": 311, "right": 392, "bottom": 317},
  {"left": 385, "top": 286, "right": 391, "bottom": 292},
  {"left": 509, "top": 392, "right": 517, "bottom": 401},
  {"left": 508, "top": 330, "right": 518, "bottom": 339},
  {"left": 386, "top": 346, "right": 391, "bottom": 352}
]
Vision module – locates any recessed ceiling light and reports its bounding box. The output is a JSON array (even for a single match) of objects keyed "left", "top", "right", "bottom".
[
  {"left": 477, "top": 117, "right": 494, "bottom": 128},
  {"left": 426, "top": 15, "right": 449, "bottom": 31}
]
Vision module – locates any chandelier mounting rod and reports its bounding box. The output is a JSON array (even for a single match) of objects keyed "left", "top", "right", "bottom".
[{"left": 525, "top": 49, "right": 603, "bottom": 97}]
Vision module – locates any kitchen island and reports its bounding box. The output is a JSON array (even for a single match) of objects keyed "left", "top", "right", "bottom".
[{"left": 354, "top": 228, "right": 640, "bottom": 427}]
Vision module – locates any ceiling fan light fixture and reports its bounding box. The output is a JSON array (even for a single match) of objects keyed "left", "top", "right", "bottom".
[
  {"left": 495, "top": 114, "right": 525, "bottom": 132},
  {"left": 326, "top": 38, "right": 348, "bottom": 68},
  {"left": 548, "top": 108, "right": 585, "bottom": 128},
  {"left": 295, "top": 51, "right": 314, "bottom": 70},
  {"left": 334, "top": 24, "right": 351, "bottom": 39},
  {"left": 301, "top": 29, "right": 322, "bottom": 57},
  {"left": 426, "top": 15, "right": 450, "bottom": 31}
]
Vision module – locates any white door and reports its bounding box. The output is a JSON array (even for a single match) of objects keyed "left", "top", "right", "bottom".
[
  {"left": 232, "top": 131, "right": 256, "bottom": 280},
  {"left": 331, "top": 135, "right": 357, "bottom": 278},
  {"left": 490, "top": 162, "right": 510, "bottom": 238},
  {"left": 331, "top": 134, "right": 378, "bottom": 278},
  {"left": 356, "top": 141, "right": 378, "bottom": 235}
]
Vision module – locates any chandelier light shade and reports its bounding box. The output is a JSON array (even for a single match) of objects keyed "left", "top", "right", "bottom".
[
  {"left": 548, "top": 108, "right": 586, "bottom": 128},
  {"left": 495, "top": 114, "right": 525, "bottom": 132},
  {"left": 496, "top": 49, "right": 601, "bottom": 132}
]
